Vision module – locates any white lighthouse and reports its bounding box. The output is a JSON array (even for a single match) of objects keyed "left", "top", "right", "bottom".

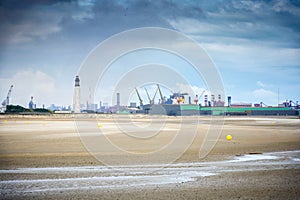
[{"left": 73, "top": 75, "right": 81, "bottom": 113}]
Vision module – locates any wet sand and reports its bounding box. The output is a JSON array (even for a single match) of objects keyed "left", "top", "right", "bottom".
[{"left": 0, "top": 115, "right": 299, "bottom": 199}]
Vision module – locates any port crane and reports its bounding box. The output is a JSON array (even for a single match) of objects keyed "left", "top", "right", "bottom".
[
  {"left": 144, "top": 87, "right": 158, "bottom": 105},
  {"left": 194, "top": 90, "right": 205, "bottom": 104},
  {"left": 260, "top": 102, "right": 268, "bottom": 107},
  {"left": 157, "top": 84, "right": 165, "bottom": 104},
  {"left": 2, "top": 85, "right": 13, "bottom": 107},
  {"left": 145, "top": 88, "right": 151, "bottom": 104},
  {"left": 199, "top": 90, "right": 205, "bottom": 99},
  {"left": 1, "top": 85, "right": 13, "bottom": 112},
  {"left": 135, "top": 88, "right": 143, "bottom": 107}
]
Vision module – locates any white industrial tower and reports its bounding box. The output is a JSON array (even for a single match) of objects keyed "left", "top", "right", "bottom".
[{"left": 73, "top": 75, "right": 81, "bottom": 113}]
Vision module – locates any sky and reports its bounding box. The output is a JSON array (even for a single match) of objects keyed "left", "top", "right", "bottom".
[{"left": 0, "top": 0, "right": 299, "bottom": 108}]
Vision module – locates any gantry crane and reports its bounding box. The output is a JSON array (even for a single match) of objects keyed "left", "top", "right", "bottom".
[
  {"left": 199, "top": 90, "right": 205, "bottom": 99},
  {"left": 260, "top": 102, "right": 268, "bottom": 107},
  {"left": 144, "top": 88, "right": 152, "bottom": 104},
  {"left": 194, "top": 90, "right": 205, "bottom": 104},
  {"left": 135, "top": 88, "right": 143, "bottom": 107},
  {"left": 2, "top": 85, "right": 13, "bottom": 107},
  {"left": 157, "top": 84, "right": 165, "bottom": 104},
  {"left": 144, "top": 87, "right": 158, "bottom": 105}
]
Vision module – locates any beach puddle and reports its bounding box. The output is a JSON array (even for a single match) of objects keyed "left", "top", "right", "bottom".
[{"left": 1, "top": 150, "right": 299, "bottom": 194}]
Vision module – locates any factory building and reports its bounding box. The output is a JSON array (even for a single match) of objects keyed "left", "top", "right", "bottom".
[
  {"left": 80, "top": 83, "right": 298, "bottom": 116},
  {"left": 142, "top": 104, "right": 298, "bottom": 116},
  {"left": 141, "top": 90, "right": 298, "bottom": 116}
]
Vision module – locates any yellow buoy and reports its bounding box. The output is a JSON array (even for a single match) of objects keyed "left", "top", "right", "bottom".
[
  {"left": 42, "top": 123, "right": 46, "bottom": 126},
  {"left": 226, "top": 134, "right": 232, "bottom": 141},
  {"left": 97, "top": 123, "right": 102, "bottom": 128},
  {"left": 25, "top": 121, "right": 29, "bottom": 124}
]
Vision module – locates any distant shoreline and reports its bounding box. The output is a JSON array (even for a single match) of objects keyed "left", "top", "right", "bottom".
[{"left": 0, "top": 113, "right": 298, "bottom": 120}]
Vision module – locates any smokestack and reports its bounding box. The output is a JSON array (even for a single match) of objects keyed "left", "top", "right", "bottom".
[
  {"left": 204, "top": 95, "right": 208, "bottom": 107},
  {"left": 227, "top": 96, "right": 231, "bottom": 107},
  {"left": 194, "top": 95, "right": 198, "bottom": 105},
  {"left": 117, "top": 93, "right": 120, "bottom": 107},
  {"left": 211, "top": 94, "right": 215, "bottom": 107}
]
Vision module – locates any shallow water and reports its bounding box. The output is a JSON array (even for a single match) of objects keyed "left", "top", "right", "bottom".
[{"left": 0, "top": 150, "right": 299, "bottom": 194}]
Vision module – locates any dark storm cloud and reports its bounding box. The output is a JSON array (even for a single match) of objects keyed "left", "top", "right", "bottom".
[
  {"left": 166, "top": 0, "right": 300, "bottom": 47},
  {"left": 0, "top": 0, "right": 206, "bottom": 44},
  {"left": 223, "top": 0, "right": 300, "bottom": 33},
  {"left": 67, "top": 0, "right": 205, "bottom": 37},
  {"left": 0, "top": 0, "right": 299, "bottom": 46},
  {"left": 1, "top": 0, "right": 299, "bottom": 79},
  {"left": 0, "top": 0, "right": 300, "bottom": 45},
  {"left": 0, "top": 0, "right": 66, "bottom": 44},
  {"left": 91, "top": 0, "right": 204, "bottom": 18}
]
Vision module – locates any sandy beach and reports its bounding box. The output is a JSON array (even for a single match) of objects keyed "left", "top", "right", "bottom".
[{"left": 0, "top": 115, "right": 299, "bottom": 199}]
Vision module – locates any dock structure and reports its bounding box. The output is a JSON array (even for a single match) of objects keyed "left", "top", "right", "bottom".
[{"left": 142, "top": 104, "right": 298, "bottom": 116}]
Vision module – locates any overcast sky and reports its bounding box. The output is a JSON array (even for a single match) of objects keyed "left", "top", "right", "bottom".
[{"left": 0, "top": 0, "right": 299, "bottom": 108}]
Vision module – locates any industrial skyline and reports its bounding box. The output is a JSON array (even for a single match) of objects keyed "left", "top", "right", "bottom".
[
  {"left": 67, "top": 75, "right": 297, "bottom": 115},
  {"left": 0, "top": 1, "right": 299, "bottom": 108}
]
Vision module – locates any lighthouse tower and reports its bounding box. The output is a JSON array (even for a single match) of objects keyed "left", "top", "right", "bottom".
[{"left": 73, "top": 76, "right": 81, "bottom": 113}]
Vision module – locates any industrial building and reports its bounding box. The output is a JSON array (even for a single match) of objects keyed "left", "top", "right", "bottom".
[
  {"left": 134, "top": 85, "right": 299, "bottom": 116},
  {"left": 199, "top": 106, "right": 298, "bottom": 116},
  {"left": 1, "top": 76, "right": 298, "bottom": 116},
  {"left": 63, "top": 79, "right": 300, "bottom": 116},
  {"left": 15, "top": 76, "right": 294, "bottom": 116},
  {"left": 142, "top": 103, "right": 299, "bottom": 116},
  {"left": 142, "top": 104, "right": 298, "bottom": 116}
]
